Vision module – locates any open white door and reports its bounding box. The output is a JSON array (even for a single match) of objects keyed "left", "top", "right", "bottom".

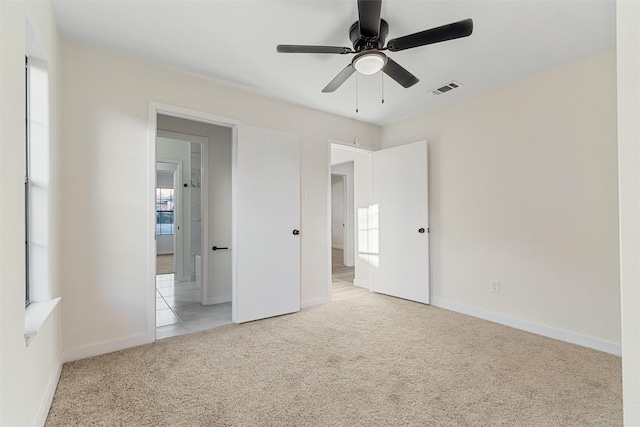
[
  {"left": 236, "top": 125, "right": 301, "bottom": 323},
  {"left": 372, "top": 141, "right": 429, "bottom": 304}
]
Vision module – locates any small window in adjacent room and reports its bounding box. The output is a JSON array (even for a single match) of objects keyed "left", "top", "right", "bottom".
[{"left": 156, "top": 188, "right": 175, "bottom": 235}]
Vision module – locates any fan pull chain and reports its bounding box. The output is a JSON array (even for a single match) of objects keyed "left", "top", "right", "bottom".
[
  {"left": 355, "top": 73, "right": 359, "bottom": 113},
  {"left": 381, "top": 72, "right": 385, "bottom": 104}
]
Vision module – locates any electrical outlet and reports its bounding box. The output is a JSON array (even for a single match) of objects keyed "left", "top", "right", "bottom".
[{"left": 490, "top": 281, "right": 501, "bottom": 294}]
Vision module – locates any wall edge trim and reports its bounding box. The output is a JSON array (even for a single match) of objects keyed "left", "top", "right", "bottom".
[
  {"left": 431, "top": 297, "right": 621, "bottom": 356},
  {"left": 35, "top": 357, "right": 63, "bottom": 427},
  {"left": 206, "top": 295, "right": 232, "bottom": 305},
  {"left": 301, "top": 296, "right": 331, "bottom": 309},
  {"left": 353, "top": 279, "right": 370, "bottom": 289},
  {"left": 62, "top": 332, "right": 155, "bottom": 363}
]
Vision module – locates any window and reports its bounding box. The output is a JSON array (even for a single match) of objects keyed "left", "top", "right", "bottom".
[
  {"left": 24, "top": 30, "right": 61, "bottom": 347},
  {"left": 156, "top": 188, "right": 175, "bottom": 235},
  {"left": 25, "top": 56, "right": 30, "bottom": 306},
  {"left": 25, "top": 56, "right": 51, "bottom": 304}
]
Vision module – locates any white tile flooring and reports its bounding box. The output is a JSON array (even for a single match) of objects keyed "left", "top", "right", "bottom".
[{"left": 156, "top": 273, "right": 232, "bottom": 340}]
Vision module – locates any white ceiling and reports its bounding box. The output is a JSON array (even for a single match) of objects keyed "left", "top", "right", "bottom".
[{"left": 51, "top": 0, "right": 616, "bottom": 126}]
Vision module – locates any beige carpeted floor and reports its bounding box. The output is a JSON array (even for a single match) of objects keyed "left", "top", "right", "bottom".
[
  {"left": 46, "top": 291, "right": 622, "bottom": 426},
  {"left": 156, "top": 254, "right": 174, "bottom": 275}
]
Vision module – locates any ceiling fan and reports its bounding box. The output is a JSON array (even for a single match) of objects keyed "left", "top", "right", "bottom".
[{"left": 276, "top": 0, "right": 473, "bottom": 93}]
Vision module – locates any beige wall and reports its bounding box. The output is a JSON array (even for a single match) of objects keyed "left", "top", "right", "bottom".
[
  {"left": 617, "top": 0, "right": 640, "bottom": 424},
  {"left": 0, "top": 1, "right": 63, "bottom": 425},
  {"left": 381, "top": 49, "right": 621, "bottom": 350},
  {"left": 60, "top": 40, "right": 381, "bottom": 354}
]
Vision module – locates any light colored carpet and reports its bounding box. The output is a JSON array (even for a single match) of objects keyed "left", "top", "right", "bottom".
[
  {"left": 46, "top": 292, "right": 622, "bottom": 426},
  {"left": 156, "top": 254, "right": 173, "bottom": 275}
]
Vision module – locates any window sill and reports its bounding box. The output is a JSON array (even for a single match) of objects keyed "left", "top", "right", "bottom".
[{"left": 24, "top": 297, "right": 61, "bottom": 347}]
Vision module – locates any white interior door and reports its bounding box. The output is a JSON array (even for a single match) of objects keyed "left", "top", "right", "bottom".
[
  {"left": 236, "top": 125, "right": 301, "bottom": 323},
  {"left": 372, "top": 141, "right": 429, "bottom": 304}
]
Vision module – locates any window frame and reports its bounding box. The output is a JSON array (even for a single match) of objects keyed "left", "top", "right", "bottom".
[
  {"left": 156, "top": 187, "right": 175, "bottom": 236},
  {"left": 25, "top": 55, "right": 31, "bottom": 307}
]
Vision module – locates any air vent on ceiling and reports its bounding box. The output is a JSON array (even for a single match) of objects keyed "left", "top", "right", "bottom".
[{"left": 431, "top": 80, "right": 463, "bottom": 96}]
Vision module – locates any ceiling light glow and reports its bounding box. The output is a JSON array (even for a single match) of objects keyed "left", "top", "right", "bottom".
[{"left": 353, "top": 52, "right": 387, "bottom": 75}]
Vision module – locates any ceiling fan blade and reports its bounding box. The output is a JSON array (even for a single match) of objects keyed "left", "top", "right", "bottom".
[
  {"left": 387, "top": 18, "right": 473, "bottom": 52},
  {"left": 382, "top": 58, "right": 419, "bottom": 88},
  {"left": 277, "top": 45, "right": 353, "bottom": 54},
  {"left": 322, "top": 64, "right": 356, "bottom": 93},
  {"left": 357, "top": 0, "right": 382, "bottom": 37}
]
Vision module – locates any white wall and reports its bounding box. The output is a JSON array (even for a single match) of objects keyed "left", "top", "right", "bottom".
[
  {"left": 157, "top": 115, "right": 233, "bottom": 304},
  {"left": 381, "top": 49, "right": 621, "bottom": 352},
  {"left": 616, "top": 0, "right": 640, "bottom": 423},
  {"left": 331, "top": 175, "right": 345, "bottom": 249},
  {"left": 331, "top": 145, "right": 373, "bottom": 289},
  {"left": 0, "top": 1, "right": 63, "bottom": 425},
  {"left": 60, "top": 40, "right": 380, "bottom": 354},
  {"left": 157, "top": 137, "right": 191, "bottom": 277},
  {"left": 156, "top": 234, "right": 175, "bottom": 255},
  {"left": 156, "top": 170, "right": 173, "bottom": 188}
]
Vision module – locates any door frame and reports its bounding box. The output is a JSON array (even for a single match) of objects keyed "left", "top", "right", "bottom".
[
  {"left": 148, "top": 102, "right": 239, "bottom": 337},
  {"left": 328, "top": 142, "right": 374, "bottom": 298},
  {"left": 157, "top": 130, "right": 209, "bottom": 299},
  {"left": 156, "top": 160, "right": 182, "bottom": 278}
]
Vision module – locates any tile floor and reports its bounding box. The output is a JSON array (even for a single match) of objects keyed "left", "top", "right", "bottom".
[{"left": 156, "top": 273, "right": 232, "bottom": 340}]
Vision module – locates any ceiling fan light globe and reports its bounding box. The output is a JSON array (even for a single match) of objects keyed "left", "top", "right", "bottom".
[{"left": 353, "top": 52, "right": 387, "bottom": 75}]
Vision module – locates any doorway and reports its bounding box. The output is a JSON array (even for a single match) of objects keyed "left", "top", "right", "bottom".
[
  {"left": 331, "top": 170, "right": 354, "bottom": 283},
  {"left": 156, "top": 162, "right": 179, "bottom": 276},
  {"left": 155, "top": 118, "right": 234, "bottom": 339},
  {"left": 148, "top": 102, "right": 303, "bottom": 341},
  {"left": 330, "top": 144, "right": 373, "bottom": 296},
  {"left": 330, "top": 161, "right": 360, "bottom": 300},
  {"left": 329, "top": 141, "right": 430, "bottom": 305}
]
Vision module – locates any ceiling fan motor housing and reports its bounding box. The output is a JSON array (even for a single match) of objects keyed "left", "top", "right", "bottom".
[{"left": 349, "top": 19, "right": 389, "bottom": 52}]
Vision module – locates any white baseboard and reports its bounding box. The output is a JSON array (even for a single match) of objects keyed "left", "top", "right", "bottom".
[
  {"left": 430, "top": 297, "right": 621, "bottom": 356},
  {"left": 62, "top": 331, "right": 155, "bottom": 363},
  {"left": 35, "top": 358, "right": 63, "bottom": 427},
  {"left": 353, "top": 279, "right": 370, "bottom": 291},
  {"left": 206, "top": 295, "right": 231, "bottom": 305},
  {"left": 301, "top": 296, "right": 331, "bottom": 309}
]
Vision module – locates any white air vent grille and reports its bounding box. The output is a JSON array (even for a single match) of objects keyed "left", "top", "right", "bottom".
[{"left": 431, "top": 80, "right": 463, "bottom": 96}]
